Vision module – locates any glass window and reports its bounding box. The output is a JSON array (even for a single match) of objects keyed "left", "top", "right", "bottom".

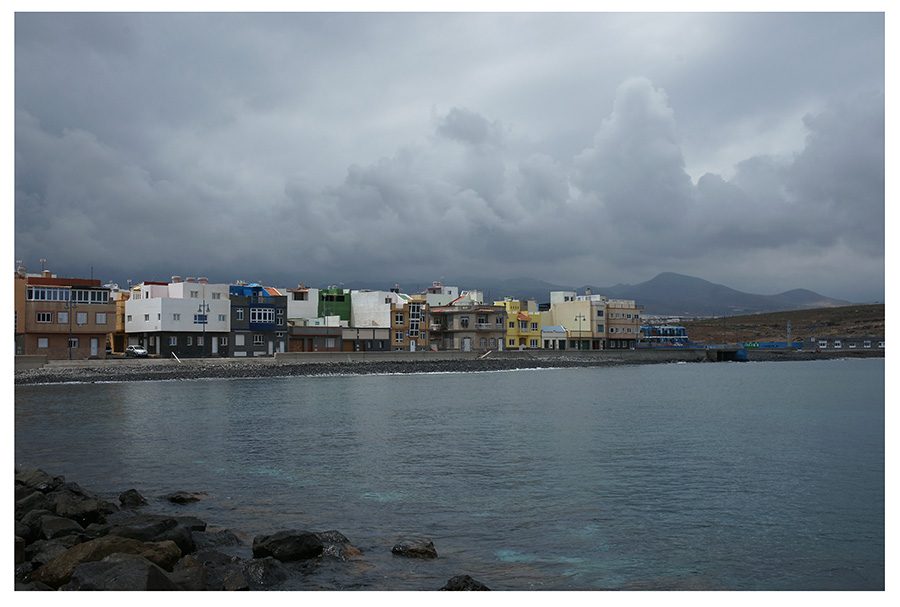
[
  {"left": 169, "top": 336, "right": 177, "bottom": 346},
  {"left": 96, "top": 313, "right": 107, "bottom": 324},
  {"left": 37, "top": 337, "right": 49, "bottom": 348},
  {"left": 36, "top": 312, "right": 52, "bottom": 323},
  {"left": 57, "top": 312, "right": 68, "bottom": 323},
  {"left": 236, "top": 309, "right": 244, "bottom": 321}
]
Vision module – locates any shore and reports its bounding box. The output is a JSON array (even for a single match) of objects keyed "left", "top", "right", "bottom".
[{"left": 14, "top": 349, "right": 882, "bottom": 386}]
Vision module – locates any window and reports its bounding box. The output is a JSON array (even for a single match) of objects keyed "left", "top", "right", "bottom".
[
  {"left": 292, "top": 291, "right": 308, "bottom": 301},
  {"left": 509, "top": 321, "right": 514, "bottom": 329},
  {"left": 144, "top": 314, "right": 150, "bottom": 322},
  {"left": 531, "top": 322, "right": 538, "bottom": 331},
  {"left": 235, "top": 334, "right": 245, "bottom": 346},
  {"left": 480, "top": 337, "right": 487, "bottom": 347},
  {"left": 395, "top": 312, "right": 404, "bottom": 325},
  {"left": 530, "top": 339, "right": 538, "bottom": 348},
  {"left": 864, "top": 341, "right": 872, "bottom": 348},
  {"left": 509, "top": 339, "right": 515, "bottom": 346},
  {"left": 194, "top": 314, "right": 207, "bottom": 324},
  {"left": 36, "top": 312, "right": 52, "bottom": 323},
  {"left": 276, "top": 332, "right": 285, "bottom": 338},
  {"left": 254, "top": 334, "right": 265, "bottom": 345},
  {"left": 197, "top": 336, "right": 204, "bottom": 346},
  {"left": 211, "top": 292, "right": 221, "bottom": 299},
  {"left": 27, "top": 286, "right": 70, "bottom": 301},
  {"left": 68, "top": 338, "right": 78, "bottom": 349},
  {"left": 519, "top": 321, "right": 528, "bottom": 330},
  {"left": 250, "top": 308, "right": 275, "bottom": 323},
  {"left": 490, "top": 338, "right": 496, "bottom": 347},
  {"left": 819, "top": 340, "right": 828, "bottom": 348},
  {"left": 395, "top": 332, "right": 404, "bottom": 343},
  {"left": 96, "top": 313, "right": 107, "bottom": 324},
  {"left": 187, "top": 336, "right": 193, "bottom": 346},
  {"left": 460, "top": 316, "right": 469, "bottom": 328},
  {"left": 596, "top": 310, "right": 604, "bottom": 317},
  {"left": 219, "top": 337, "right": 228, "bottom": 346},
  {"left": 236, "top": 309, "right": 244, "bottom": 321},
  {"left": 218, "top": 314, "right": 227, "bottom": 322},
  {"left": 173, "top": 313, "right": 181, "bottom": 321},
  {"left": 57, "top": 312, "right": 68, "bottom": 324},
  {"left": 834, "top": 341, "right": 842, "bottom": 349},
  {"left": 326, "top": 337, "right": 336, "bottom": 348},
  {"left": 126, "top": 315, "right": 132, "bottom": 322},
  {"left": 158, "top": 314, "right": 161, "bottom": 320},
  {"left": 169, "top": 336, "right": 178, "bottom": 346},
  {"left": 190, "top": 291, "right": 199, "bottom": 298},
  {"left": 597, "top": 324, "right": 604, "bottom": 333},
  {"left": 37, "top": 337, "right": 49, "bottom": 348},
  {"left": 149, "top": 337, "right": 156, "bottom": 345}
]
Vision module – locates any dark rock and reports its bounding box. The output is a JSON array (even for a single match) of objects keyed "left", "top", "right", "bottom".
[
  {"left": 63, "top": 553, "right": 179, "bottom": 591},
  {"left": 242, "top": 556, "right": 291, "bottom": 588},
  {"left": 15, "top": 520, "right": 34, "bottom": 544},
  {"left": 222, "top": 569, "right": 250, "bottom": 591},
  {"left": 119, "top": 488, "right": 148, "bottom": 508},
  {"left": 440, "top": 574, "right": 492, "bottom": 590},
  {"left": 97, "top": 514, "right": 176, "bottom": 542},
  {"left": 252, "top": 530, "right": 324, "bottom": 562},
  {"left": 316, "top": 530, "right": 361, "bottom": 561},
  {"left": 48, "top": 492, "right": 104, "bottom": 527},
  {"left": 15, "top": 580, "right": 54, "bottom": 591},
  {"left": 20, "top": 508, "right": 54, "bottom": 532},
  {"left": 161, "top": 491, "right": 205, "bottom": 504},
  {"left": 24, "top": 535, "right": 84, "bottom": 567},
  {"left": 15, "top": 490, "right": 49, "bottom": 520},
  {"left": 167, "top": 563, "right": 209, "bottom": 591},
  {"left": 391, "top": 538, "right": 438, "bottom": 559},
  {"left": 16, "top": 536, "right": 26, "bottom": 565},
  {"left": 30, "top": 535, "right": 182, "bottom": 588},
  {"left": 16, "top": 468, "right": 63, "bottom": 493},
  {"left": 192, "top": 528, "right": 245, "bottom": 552},
  {"left": 38, "top": 514, "right": 85, "bottom": 540}
]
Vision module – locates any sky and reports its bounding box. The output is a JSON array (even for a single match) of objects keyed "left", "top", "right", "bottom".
[{"left": 12, "top": 8, "right": 887, "bottom": 302}]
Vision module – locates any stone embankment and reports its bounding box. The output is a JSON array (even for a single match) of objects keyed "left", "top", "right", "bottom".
[
  {"left": 15, "top": 348, "right": 883, "bottom": 386},
  {"left": 14, "top": 467, "right": 491, "bottom": 591}
]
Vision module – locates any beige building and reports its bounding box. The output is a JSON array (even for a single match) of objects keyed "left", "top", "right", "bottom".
[{"left": 14, "top": 268, "right": 115, "bottom": 360}]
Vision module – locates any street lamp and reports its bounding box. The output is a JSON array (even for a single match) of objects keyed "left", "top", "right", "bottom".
[
  {"left": 65, "top": 299, "right": 78, "bottom": 360},
  {"left": 575, "top": 313, "right": 585, "bottom": 351},
  {"left": 197, "top": 300, "right": 210, "bottom": 358}
]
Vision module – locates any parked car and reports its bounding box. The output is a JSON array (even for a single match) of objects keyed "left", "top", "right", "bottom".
[{"left": 125, "top": 345, "right": 148, "bottom": 357}]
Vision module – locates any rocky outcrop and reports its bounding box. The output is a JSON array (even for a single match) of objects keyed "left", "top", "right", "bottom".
[
  {"left": 440, "top": 574, "right": 492, "bottom": 590},
  {"left": 14, "top": 467, "right": 364, "bottom": 590},
  {"left": 391, "top": 538, "right": 438, "bottom": 559}
]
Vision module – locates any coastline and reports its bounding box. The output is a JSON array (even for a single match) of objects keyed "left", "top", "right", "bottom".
[{"left": 14, "top": 349, "right": 883, "bottom": 386}]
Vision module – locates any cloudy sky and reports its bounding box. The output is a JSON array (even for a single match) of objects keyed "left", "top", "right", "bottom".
[{"left": 13, "top": 10, "right": 885, "bottom": 302}]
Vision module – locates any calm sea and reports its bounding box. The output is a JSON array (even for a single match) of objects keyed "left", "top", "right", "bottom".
[{"left": 15, "top": 359, "right": 885, "bottom": 590}]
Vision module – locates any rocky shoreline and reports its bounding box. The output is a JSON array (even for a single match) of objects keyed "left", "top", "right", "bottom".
[
  {"left": 14, "top": 357, "right": 647, "bottom": 386},
  {"left": 14, "top": 350, "right": 882, "bottom": 386},
  {"left": 14, "top": 467, "right": 491, "bottom": 591}
]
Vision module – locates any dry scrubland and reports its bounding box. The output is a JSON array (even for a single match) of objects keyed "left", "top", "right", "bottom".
[{"left": 682, "top": 304, "right": 885, "bottom": 346}]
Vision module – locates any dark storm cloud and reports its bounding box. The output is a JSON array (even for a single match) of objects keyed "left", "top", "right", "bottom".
[{"left": 13, "top": 12, "right": 885, "bottom": 302}]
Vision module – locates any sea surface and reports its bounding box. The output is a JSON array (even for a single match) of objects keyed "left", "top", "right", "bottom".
[{"left": 15, "top": 359, "right": 885, "bottom": 590}]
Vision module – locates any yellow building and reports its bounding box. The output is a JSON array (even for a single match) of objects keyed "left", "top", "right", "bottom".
[{"left": 494, "top": 298, "right": 542, "bottom": 349}]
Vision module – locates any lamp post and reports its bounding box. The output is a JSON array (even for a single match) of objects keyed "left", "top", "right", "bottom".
[
  {"left": 65, "top": 299, "right": 78, "bottom": 360},
  {"left": 197, "top": 300, "right": 210, "bottom": 358},
  {"left": 575, "top": 313, "right": 585, "bottom": 351}
]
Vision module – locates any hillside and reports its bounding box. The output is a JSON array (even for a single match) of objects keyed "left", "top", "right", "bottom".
[{"left": 680, "top": 304, "right": 885, "bottom": 346}]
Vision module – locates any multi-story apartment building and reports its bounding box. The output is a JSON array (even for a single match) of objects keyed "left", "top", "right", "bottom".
[
  {"left": 106, "top": 283, "right": 132, "bottom": 354},
  {"left": 545, "top": 290, "right": 607, "bottom": 350},
  {"left": 229, "top": 283, "right": 288, "bottom": 356},
  {"left": 391, "top": 292, "right": 430, "bottom": 351},
  {"left": 429, "top": 290, "right": 506, "bottom": 352},
  {"left": 14, "top": 268, "right": 115, "bottom": 360},
  {"left": 125, "top": 276, "right": 231, "bottom": 357},
  {"left": 495, "top": 298, "right": 542, "bottom": 349},
  {"left": 605, "top": 299, "right": 642, "bottom": 349}
]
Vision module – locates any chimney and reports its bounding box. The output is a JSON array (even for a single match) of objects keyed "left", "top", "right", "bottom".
[
  {"left": 42, "top": 269, "right": 52, "bottom": 278},
  {"left": 171, "top": 276, "right": 182, "bottom": 283},
  {"left": 186, "top": 277, "right": 196, "bottom": 283},
  {"left": 198, "top": 277, "right": 208, "bottom": 284},
  {"left": 585, "top": 288, "right": 591, "bottom": 296}
]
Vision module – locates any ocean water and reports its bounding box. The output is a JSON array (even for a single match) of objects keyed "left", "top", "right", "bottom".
[{"left": 15, "top": 359, "right": 884, "bottom": 590}]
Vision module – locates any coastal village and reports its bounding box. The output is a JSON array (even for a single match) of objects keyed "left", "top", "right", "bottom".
[{"left": 14, "top": 266, "right": 883, "bottom": 361}]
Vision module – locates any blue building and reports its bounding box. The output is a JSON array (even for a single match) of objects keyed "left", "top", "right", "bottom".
[
  {"left": 640, "top": 325, "right": 690, "bottom": 347},
  {"left": 228, "top": 283, "right": 287, "bottom": 356}
]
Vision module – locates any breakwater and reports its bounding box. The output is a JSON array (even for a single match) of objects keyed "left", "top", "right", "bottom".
[{"left": 14, "top": 348, "right": 881, "bottom": 385}]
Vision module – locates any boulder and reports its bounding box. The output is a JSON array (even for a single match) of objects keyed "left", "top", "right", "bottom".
[
  {"left": 119, "top": 488, "right": 148, "bottom": 508},
  {"left": 37, "top": 514, "right": 85, "bottom": 540},
  {"left": 49, "top": 493, "right": 104, "bottom": 527},
  {"left": 316, "top": 530, "right": 361, "bottom": 561},
  {"left": 252, "top": 530, "right": 324, "bottom": 562},
  {"left": 391, "top": 538, "right": 438, "bottom": 559},
  {"left": 242, "top": 556, "right": 291, "bottom": 588},
  {"left": 30, "top": 535, "right": 182, "bottom": 588},
  {"left": 192, "top": 528, "right": 245, "bottom": 552},
  {"left": 15, "top": 468, "right": 62, "bottom": 493},
  {"left": 63, "top": 553, "right": 179, "bottom": 591},
  {"left": 15, "top": 491, "right": 49, "bottom": 520},
  {"left": 15, "top": 520, "right": 35, "bottom": 544},
  {"left": 440, "top": 574, "right": 492, "bottom": 590},
  {"left": 161, "top": 491, "right": 205, "bottom": 504},
  {"left": 24, "top": 535, "right": 84, "bottom": 567}
]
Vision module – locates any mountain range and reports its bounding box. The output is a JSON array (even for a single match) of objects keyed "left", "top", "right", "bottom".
[{"left": 361, "top": 272, "right": 853, "bottom": 318}]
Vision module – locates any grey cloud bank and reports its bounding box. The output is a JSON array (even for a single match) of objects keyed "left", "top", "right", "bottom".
[{"left": 14, "top": 12, "right": 885, "bottom": 303}]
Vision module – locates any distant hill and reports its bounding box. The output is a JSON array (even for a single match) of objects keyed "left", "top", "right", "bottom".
[
  {"left": 340, "top": 272, "right": 853, "bottom": 318},
  {"left": 580, "top": 272, "right": 852, "bottom": 317}
]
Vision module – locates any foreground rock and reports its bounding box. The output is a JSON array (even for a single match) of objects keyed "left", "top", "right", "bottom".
[
  {"left": 15, "top": 467, "right": 362, "bottom": 590},
  {"left": 391, "top": 538, "right": 438, "bottom": 559},
  {"left": 440, "top": 574, "right": 492, "bottom": 590}
]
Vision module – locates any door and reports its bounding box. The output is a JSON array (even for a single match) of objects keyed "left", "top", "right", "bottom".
[
  {"left": 90, "top": 338, "right": 98, "bottom": 357},
  {"left": 410, "top": 340, "right": 416, "bottom": 352},
  {"left": 212, "top": 338, "right": 218, "bottom": 355},
  {"left": 462, "top": 337, "right": 472, "bottom": 352},
  {"left": 268, "top": 340, "right": 274, "bottom": 355}
]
